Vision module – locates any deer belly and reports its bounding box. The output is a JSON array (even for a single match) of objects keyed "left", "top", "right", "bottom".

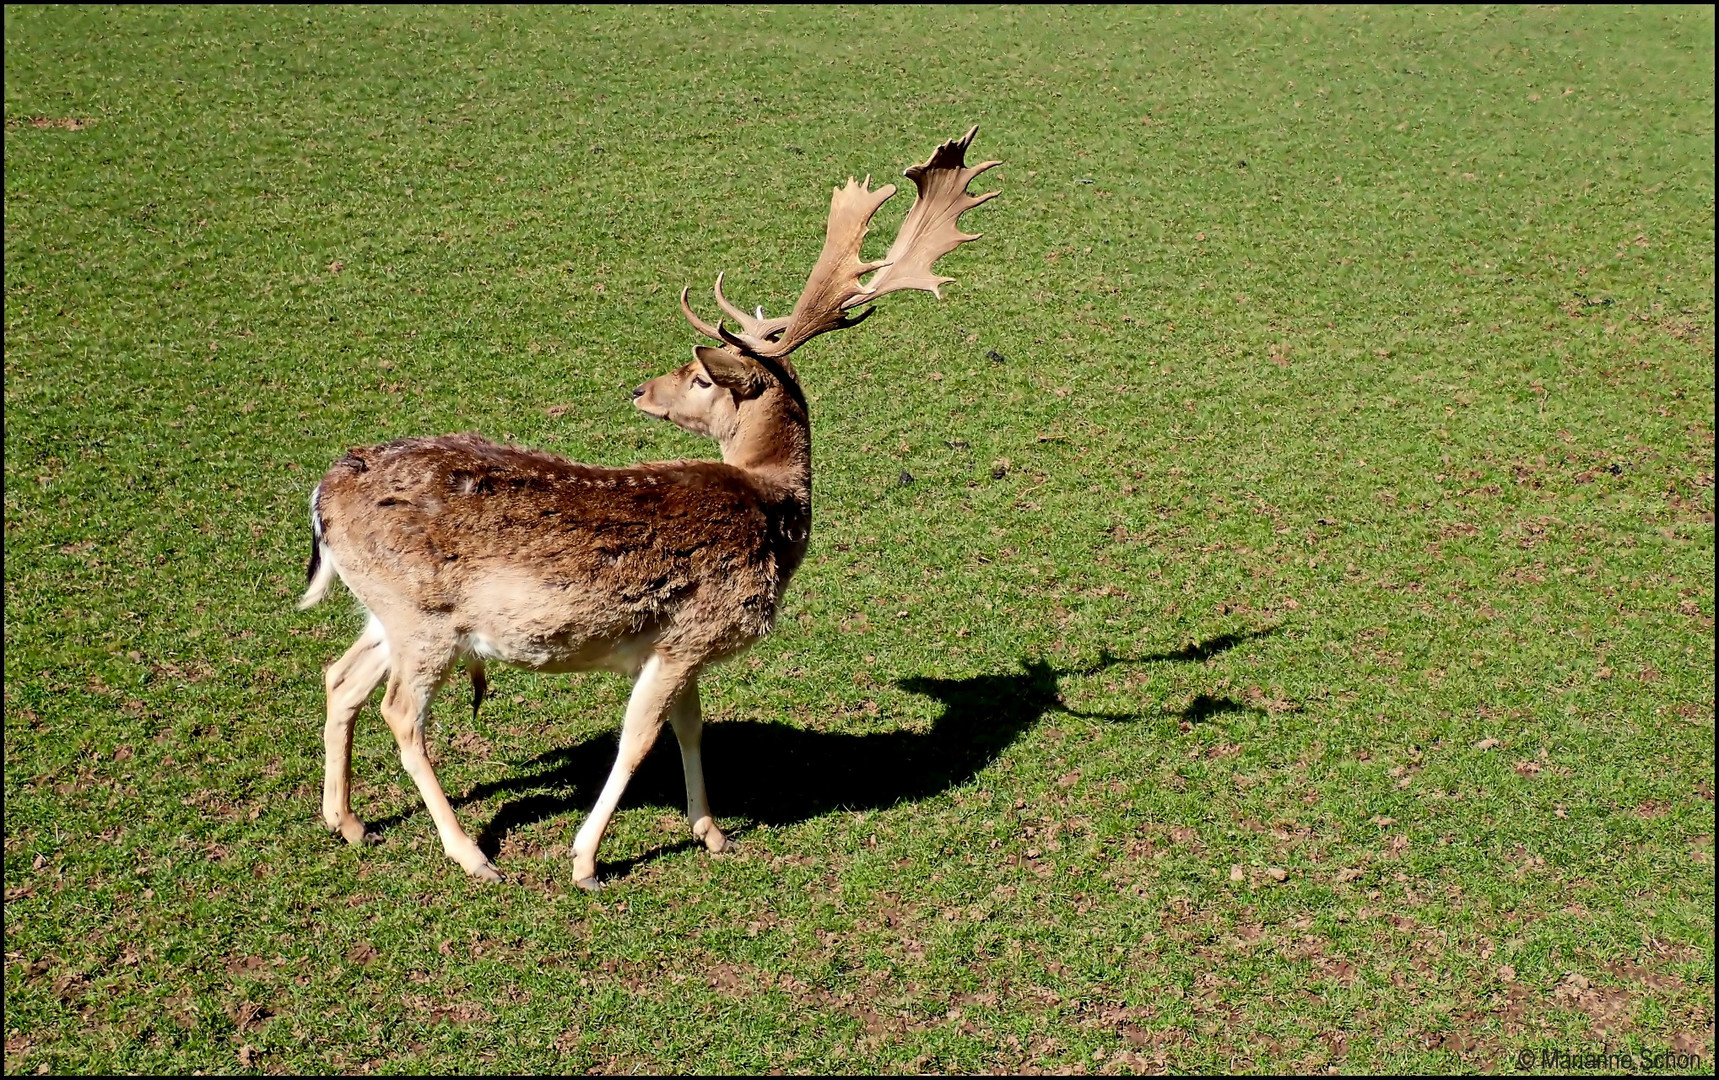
[
  {"left": 452, "top": 562, "right": 778, "bottom": 674},
  {"left": 456, "top": 624, "right": 662, "bottom": 676},
  {"left": 448, "top": 570, "right": 667, "bottom": 674}
]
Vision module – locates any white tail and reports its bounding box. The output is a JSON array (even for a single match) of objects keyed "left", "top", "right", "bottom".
[{"left": 296, "top": 484, "right": 337, "bottom": 611}]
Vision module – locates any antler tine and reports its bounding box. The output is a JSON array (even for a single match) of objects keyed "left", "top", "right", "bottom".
[
  {"left": 713, "top": 271, "right": 792, "bottom": 344},
  {"left": 681, "top": 272, "right": 794, "bottom": 355},
  {"left": 712, "top": 271, "right": 753, "bottom": 328},
  {"left": 862, "top": 125, "right": 1001, "bottom": 304},
  {"left": 679, "top": 285, "right": 727, "bottom": 343}
]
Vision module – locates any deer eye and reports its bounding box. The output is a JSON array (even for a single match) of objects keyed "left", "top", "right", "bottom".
[{"left": 691, "top": 376, "right": 711, "bottom": 389}]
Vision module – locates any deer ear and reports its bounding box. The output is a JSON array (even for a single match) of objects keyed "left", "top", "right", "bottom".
[{"left": 693, "top": 346, "right": 766, "bottom": 396}]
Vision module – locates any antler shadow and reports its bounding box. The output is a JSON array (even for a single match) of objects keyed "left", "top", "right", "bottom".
[{"left": 440, "top": 627, "right": 1278, "bottom": 865}]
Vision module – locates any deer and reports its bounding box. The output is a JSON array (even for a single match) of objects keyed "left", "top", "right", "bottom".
[{"left": 295, "top": 127, "right": 1000, "bottom": 889}]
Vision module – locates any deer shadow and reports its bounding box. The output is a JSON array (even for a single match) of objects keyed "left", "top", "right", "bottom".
[{"left": 438, "top": 628, "right": 1277, "bottom": 868}]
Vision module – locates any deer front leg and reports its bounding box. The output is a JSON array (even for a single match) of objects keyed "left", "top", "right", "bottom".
[
  {"left": 378, "top": 655, "right": 501, "bottom": 882},
  {"left": 322, "top": 621, "right": 389, "bottom": 845},
  {"left": 571, "top": 654, "right": 694, "bottom": 890},
  {"left": 667, "top": 679, "right": 731, "bottom": 855}
]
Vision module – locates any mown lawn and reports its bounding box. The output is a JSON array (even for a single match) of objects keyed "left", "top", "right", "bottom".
[{"left": 4, "top": 5, "right": 1713, "bottom": 1074}]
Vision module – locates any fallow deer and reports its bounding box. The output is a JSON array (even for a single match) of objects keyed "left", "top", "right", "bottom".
[{"left": 296, "top": 127, "right": 999, "bottom": 888}]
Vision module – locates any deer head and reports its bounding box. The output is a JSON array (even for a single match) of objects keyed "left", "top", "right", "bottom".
[
  {"left": 636, "top": 126, "right": 1001, "bottom": 472},
  {"left": 631, "top": 345, "right": 763, "bottom": 441}
]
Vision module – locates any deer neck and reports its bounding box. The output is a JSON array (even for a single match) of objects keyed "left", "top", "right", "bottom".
[
  {"left": 720, "top": 386, "right": 812, "bottom": 582},
  {"left": 721, "top": 386, "right": 811, "bottom": 504}
]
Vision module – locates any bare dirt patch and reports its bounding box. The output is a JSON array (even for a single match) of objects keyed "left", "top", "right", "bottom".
[{"left": 4, "top": 116, "right": 94, "bottom": 131}]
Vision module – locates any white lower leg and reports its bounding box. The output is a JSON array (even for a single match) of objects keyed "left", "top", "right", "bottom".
[
  {"left": 399, "top": 746, "right": 498, "bottom": 881},
  {"left": 668, "top": 683, "right": 727, "bottom": 853},
  {"left": 572, "top": 655, "right": 687, "bottom": 886},
  {"left": 381, "top": 664, "right": 500, "bottom": 882},
  {"left": 321, "top": 628, "right": 387, "bottom": 843}
]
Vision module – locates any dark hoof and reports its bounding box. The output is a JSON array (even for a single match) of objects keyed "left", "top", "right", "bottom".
[
  {"left": 327, "top": 818, "right": 376, "bottom": 846},
  {"left": 467, "top": 861, "right": 504, "bottom": 884}
]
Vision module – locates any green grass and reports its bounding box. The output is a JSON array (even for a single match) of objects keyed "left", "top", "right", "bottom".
[{"left": 4, "top": 4, "right": 1713, "bottom": 1073}]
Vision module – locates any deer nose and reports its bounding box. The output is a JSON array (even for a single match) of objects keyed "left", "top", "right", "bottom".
[{"left": 631, "top": 385, "right": 645, "bottom": 399}]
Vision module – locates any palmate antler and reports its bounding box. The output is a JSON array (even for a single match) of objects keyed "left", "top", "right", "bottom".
[{"left": 680, "top": 125, "right": 1000, "bottom": 363}]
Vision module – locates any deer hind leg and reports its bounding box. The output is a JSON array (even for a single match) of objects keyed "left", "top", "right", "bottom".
[
  {"left": 571, "top": 653, "right": 696, "bottom": 890},
  {"left": 378, "top": 649, "right": 501, "bottom": 882},
  {"left": 667, "top": 679, "right": 731, "bottom": 855},
  {"left": 322, "top": 618, "right": 390, "bottom": 845}
]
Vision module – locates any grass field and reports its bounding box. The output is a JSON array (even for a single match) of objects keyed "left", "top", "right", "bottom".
[{"left": 4, "top": 5, "right": 1714, "bottom": 1073}]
